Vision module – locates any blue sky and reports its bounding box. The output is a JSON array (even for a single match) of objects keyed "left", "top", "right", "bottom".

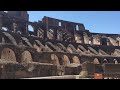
[{"left": 28, "top": 11, "right": 120, "bottom": 34}]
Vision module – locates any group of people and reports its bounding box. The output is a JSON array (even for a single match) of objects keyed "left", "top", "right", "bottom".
[{"left": 103, "top": 58, "right": 118, "bottom": 64}]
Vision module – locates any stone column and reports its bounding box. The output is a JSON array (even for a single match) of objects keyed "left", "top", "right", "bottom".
[
  {"left": 13, "top": 22, "right": 17, "bottom": 33},
  {"left": 107, "top": 39, "right": 110, "bottom": 46},
  {"left": 83, "top": 32, "right": 89, "bottom": 44},
  {"left": 54, "top": 27, "right": 57, "bottom": 40},
  {"left": 79, "top": 62, "right": 88, "bottom": 78}
]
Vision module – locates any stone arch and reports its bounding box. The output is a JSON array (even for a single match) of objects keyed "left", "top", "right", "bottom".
[
  {"left": 51, "top": 54, "right": 60, "bottom": 65},
  {"left": 57, "top": 43, "right": 69, "bottom": 53},
  {"left": 21, "top": 51, "right": 32, "bottom": 63},
  {"left": 33, "top": 42, "right": 41, "bottom": 52},
  {"left": 67, "top": 47, "right": 73, "bottom": 53},
  {"left": 93, "top": 58, "right": 100, "bottom": 64},
  {"left": 46, "top": 42, "right": 57, "bottom": 51},
  {"left": 72, "top": 56, "right": 80, "bottom": 64},
  {"left": 1, "top": 48, "right": 16, "bottom": 62},
  {"left": 2, "top": 32, "right": 17, "bottom": 45},
  {"left": 62, "top": 55, "right": 70, "bottom": 66},
  {"left": 21, "top": 37, "right": 33, "bottom": 48},
  {"left": 68, "top": 44, "right": 77, "bottom": 53}
]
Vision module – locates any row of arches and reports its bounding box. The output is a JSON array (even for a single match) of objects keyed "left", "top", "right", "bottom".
[
  {"left": 51, "top": 54, "right": 80, "bottom": 66},
  {"left": 1, "top": 25, "right": 35, "bottom": 34},
  {"left": 33, "top": 41, "right": 120, "bottom": 57},
  {"left": 0, "top": 13, "right": 37, "bottom": 35},
  {"left": 0, "top": 48, "right": 32, "bottom": 63},
  {"left": 50, "top": 54, "right": 120, "bottom": 66},
  {"left": 1, "top": 31, "right": 120, "bottom": 59},
  {"left": 1, "top": 12, "right": 120, "bottom": 45},
  {"left": 0, "top": 48, "right": 119, "bottom": 67},
  {"left": 26, "top": 25, "right": 120, "bottom": 46},
  {"left": 0, "top": 47, "right": 81, "bottom": 66},
  {"left": 93, "top": 58, "right": 120, "bottom": 64},
  {"left": 75, "top": 32, "right": 120, "bottom": 46}
]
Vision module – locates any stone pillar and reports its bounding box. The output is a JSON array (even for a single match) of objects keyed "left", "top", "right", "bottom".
[
  {"left": 107, "top": 39, "right": 110, "bottom": 46},
  {"left": 44, "top": 17, "right": 48, "bottom": 41},
  {"left": 1, "top": 65, "right": 7, "bottom": 79},
  {"left": 79, "top": 62, "right": 88, "bottom": 78},
  {"left": 92, "top": 35, "right": 100, "bottom": 45},
  {"left": 54, "top": 27, "right": 57, "bottom": 40},
  {"left": 80, "top": 35, "right": 84, "bottom": 43},
  {"left": 83, "top": 32, "right": 89, "bottom": 44},
  {"left": 13, "top": 22, "right": 17, "bottom": 33},
  {"left": 25, "top": 23, "right": 28, "bottom": 35},
  {"left": 90, "top": 37, "right": 93, "bottom": 44},
  {"left": 89, "top": 37, "right": 92, "bottom": 44},
  {"left": 117, "top": 40, "right": 120, "bottom": 46},
  {"left": 0, "top": 65, "right": 3, "bottom": 79}
]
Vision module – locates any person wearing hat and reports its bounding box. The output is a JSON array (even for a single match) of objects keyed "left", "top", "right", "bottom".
[{"left": 103, "top": 59, "right": 108, "bottom": 63}]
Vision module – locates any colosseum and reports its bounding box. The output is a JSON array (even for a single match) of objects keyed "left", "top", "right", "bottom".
[{"left": 0, "top": 11, "right": 120, "bottom": 79}]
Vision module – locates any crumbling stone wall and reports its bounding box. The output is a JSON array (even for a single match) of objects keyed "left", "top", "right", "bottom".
[
  {"left": 92, "top": 35, "right": 101, "bottom": 45},
  {"left": 0, "top": 11, "right": 120, "bottom": 78}
]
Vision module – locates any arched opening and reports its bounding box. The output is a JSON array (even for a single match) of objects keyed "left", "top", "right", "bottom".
[
  {"left": 1, "top": 48, "right": 16, "bottom": 62},
  {"left": 21, "top": 51, "right": 32, "bottom": 63},
  {"left": 62, "top": 55, "right": 70, "bottom": 66},
  {"left": 101, "top": 37, "right": 107, "bottom": 45},
  {"left": 28, "top": 25, "right": 34, "bottom": 32},
  {"left": 93, "top": 58, "right": 100, "bottom": 64},
  {"left": 2, "top": 32, "right": 17, "bottom": 45},
  {"left": 72, "top": 56, "right": 80, "bottom": 64},
  {"left": 76, "top": 25, "right": 79, "bottom": 31},
  {"left": 51, "top": 54, "right": 60, "bottom": 65},
  {"left": 58, "top": 22, "right": 62, "bottom": 26}
]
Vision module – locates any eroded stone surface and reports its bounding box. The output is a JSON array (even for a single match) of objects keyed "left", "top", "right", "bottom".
[{"left": 0, "top": 11, "right": 119, "bottom": 79}]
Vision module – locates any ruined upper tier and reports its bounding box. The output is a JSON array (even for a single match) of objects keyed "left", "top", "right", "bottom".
[
  {"left": 0, "top": 11, "right": 119, "bottom": 46},
  {"left": 0, "top": 11, "right": 120, "bottom": 79}
]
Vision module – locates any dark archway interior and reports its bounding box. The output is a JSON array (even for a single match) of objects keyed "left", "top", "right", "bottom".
[{"left": 101, "top": 38, "right": 107, "bottom": 45}]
